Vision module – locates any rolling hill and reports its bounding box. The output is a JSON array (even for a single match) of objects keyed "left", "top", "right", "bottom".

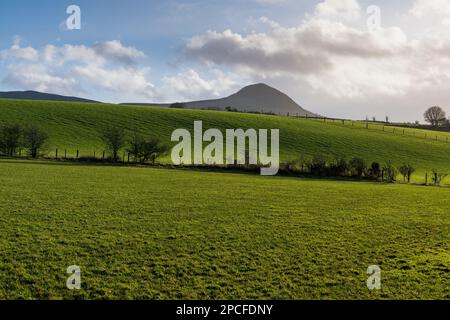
[
  {"left": 0, "top": 98, "right": 449, "bottom": 183},
  {"left": 0, "top": 90, "right": 100, "bottom": 103},
  {"left": 125, "top": 83, "right": 316, "bottom": 116}
]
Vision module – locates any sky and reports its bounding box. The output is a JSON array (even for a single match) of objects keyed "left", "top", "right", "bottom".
[{"left": 1, "top": 0, "right": 450, "bottom": 121}]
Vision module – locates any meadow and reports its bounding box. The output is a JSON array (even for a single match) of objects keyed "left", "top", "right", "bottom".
[
  {"left": 0, "top": 159, "right": 449, "bottom": 300},
  {"left": 1, "top": 99, "right": 450, "bottom": 184}
]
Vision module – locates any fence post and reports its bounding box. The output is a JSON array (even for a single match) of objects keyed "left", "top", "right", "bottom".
[
  {"left": 94, "top": 151, "right": 96, "bottom": 159},
  {"left": 102, "top": 151, "right": 105, "bottom": 160},
  {"left": 56, "top": 149, "right": 58, "bottom": 160},
  {"left": 128, "top": 153, "right": 130, "bottom": 163},
  {"left": 76, "top": 150, "right": 79, "bottom": 159},
  {"left": 64, "top": 150, "right": 67, "bottom": 159},
  {"left": 425, "top": 173, "right": 428, "bottom": 185}
]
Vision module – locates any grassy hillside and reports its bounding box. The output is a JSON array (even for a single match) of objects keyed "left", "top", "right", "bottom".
[
  {"left": 1, "top": 99, "right": 449, "bottom": 183},
  {"left": 0, "top": 159, "right": 449, "bottom": 299}
]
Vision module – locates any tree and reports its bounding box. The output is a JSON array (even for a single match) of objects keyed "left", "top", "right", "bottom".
[
  {"left": 368, "top": 162, "right": 382, "bottom": 179},
  {"left": 431, "top": 169, "right": 447, "bottom": 186},
  {"left": 101, "top": 127, "right": 125, "bottom": 162},
  {"left": 23, "top": 125, "right": 49, "bottom": 158},
  {"left": 329, "top": 157, "right": 348, "bottom": 177},
  {"left": 170, "top": 102, "right": 185, "bottom": 109},
  {"left": 349, "top": 157, "right": 366, "bottom": 178},
  {"left": 140, "top": 138, "right": 169, "bottom": 164},
  {"left": 383, "top": 161, "right": 398, "bottom": 182},
  {"left": 398, "top": 164, "right": 415, "bottom": 183},
  {"left": 424, "top": 106, "right": 447, "bottom": 127},
  {"left": 127, "top": 131, "right": 145, "bottom": 162},
  {"left": 309, "top": 156, "right": 327, "bottom": 176},
  {"left": 0, "top": 124, "right": 22, "bottom": 156}
]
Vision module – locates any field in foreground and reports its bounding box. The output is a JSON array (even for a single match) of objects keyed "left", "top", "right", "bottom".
[{"left": 0, "top": 159, "right": 449, "bottom": 299}]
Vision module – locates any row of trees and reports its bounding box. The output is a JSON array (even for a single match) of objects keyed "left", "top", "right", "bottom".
[
  {"left": 0, "top": 124, "right": 49, "bottom": 158},
  {"left": 101, "top": 127, "right": 168, "bottom": 164},
  {"left": 282, "top": 156, "right": 419, "bottom": 183}
]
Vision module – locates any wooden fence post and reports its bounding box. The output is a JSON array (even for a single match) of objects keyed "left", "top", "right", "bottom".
[
  {"left": 55, "top": 149, "right": 58, "bottom": 159},
  {"left": 76, "top": 150, "right": 79, "bottom": 159}
]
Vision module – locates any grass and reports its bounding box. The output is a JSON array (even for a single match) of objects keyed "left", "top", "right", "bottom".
[
  {"left": 0, "top": 159, "right": 449, "bottom": 300},
  {"left": 1, "top": 99, "right": 450, "bottom": 184}
]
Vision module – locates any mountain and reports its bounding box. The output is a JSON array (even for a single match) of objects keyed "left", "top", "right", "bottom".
[
  {"left": 0, "top": 91, "right": 100, "bottom": 103},
  {"left": 124, "top": 83, "right": 316, "bottom": 116}
]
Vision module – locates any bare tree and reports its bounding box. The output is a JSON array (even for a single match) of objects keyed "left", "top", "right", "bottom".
[
  {"left": 101, "top": 126, "right": 125, "bottom": 162},
  {"left": 0, "top": 124, "right": 22, "bottom": 156},
  {"left": 424, "top": 106, "right": 447, "bottom": 127},
  {"left": 23, "top": 125, "right": 49, "bottom": 158},
  {"left": 398, "top": 164, "right": 415, "bottom": 183},
  {"left": 127, "top": 131, "right": 145, "bottom": 162}
]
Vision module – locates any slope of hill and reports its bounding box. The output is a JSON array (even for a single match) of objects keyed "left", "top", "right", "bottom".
[
  {"left": 0, "top": 91, "right": 100, "bottom": 103},
  {"left": 125, "top": 83, "right": 316, "bottom": 116},
  {"left": 0, "top": 98, "right": 449, "bottom": 182}
]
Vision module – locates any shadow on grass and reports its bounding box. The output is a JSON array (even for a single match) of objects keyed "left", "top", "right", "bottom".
[{"left": 1, "top": 156, "right": 448, "bottom": 188}]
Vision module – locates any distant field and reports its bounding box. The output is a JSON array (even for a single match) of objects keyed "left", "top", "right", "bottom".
[
  {"left": 1, "top": 99, "right": 450, "bottom": 184},
  {"left": 0, "top": 159, "right": 449, "bottom": 299}
]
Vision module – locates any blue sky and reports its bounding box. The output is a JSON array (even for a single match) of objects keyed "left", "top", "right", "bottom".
[{"left": 1, "top": 0, "right": 449, "bottom": 121}]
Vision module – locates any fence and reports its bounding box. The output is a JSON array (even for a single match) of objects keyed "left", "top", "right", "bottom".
[{"left": 291, "top": 115, "right": 450, "bottom": 144}]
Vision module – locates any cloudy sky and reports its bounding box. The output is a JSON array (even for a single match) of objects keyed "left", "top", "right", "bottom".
[{"left": 1, "top": 0, "right": 450, "bottom": 121}]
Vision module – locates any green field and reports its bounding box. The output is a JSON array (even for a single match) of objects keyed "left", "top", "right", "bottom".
[
  {"left": 1, "top": 99, "right": 450, "bottom": 184},
  {"left": 0, "top": 159, "right": 449, "bottom": 300}
]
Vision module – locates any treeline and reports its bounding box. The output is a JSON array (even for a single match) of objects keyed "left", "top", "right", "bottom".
[
  {"left": 100, "top": 126, "right": 168, "bottom": 164},
  {"left": 279, "top": 156, "right": 447, "bottom": 186},
  {"left": 1, "top": 123, "right": 447, "bottom": 186},
  {"left": 0, "top": 124, "right": 49, "bottom": 158}
]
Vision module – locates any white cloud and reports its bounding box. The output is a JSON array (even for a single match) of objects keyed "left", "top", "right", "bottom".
[
  {"left": 314, "top": 0, "right": 361, "bottom": 21},
  {"left": 183, "top": 0, "right": 450, "bottom": 119},
  {"left": 0, "top": 40, "right": 159, "bottom": 101},
  {"left": 410, "top": 0, "right": 450, "bottom": 18},
  {"left": 162, "top": 69, "right": 240, "bottom": 101}
]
